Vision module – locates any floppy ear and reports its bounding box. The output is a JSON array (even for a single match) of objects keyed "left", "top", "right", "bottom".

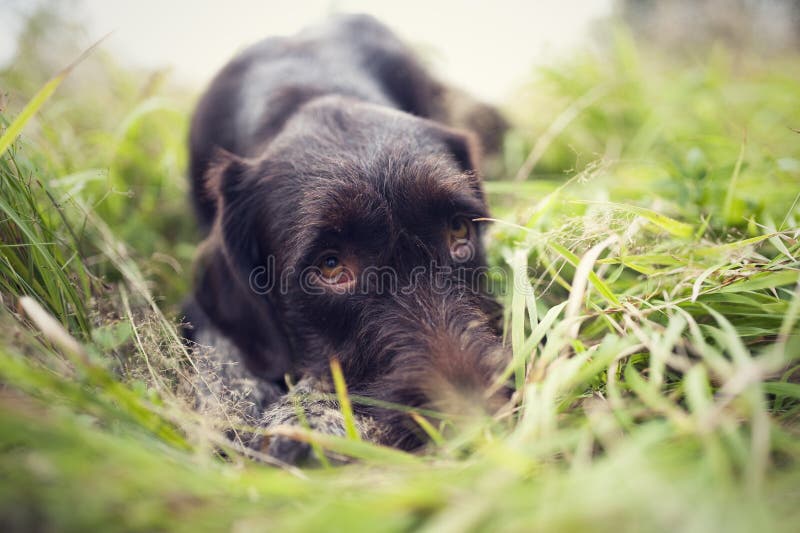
[
  {"left": 195, "top": 150, "right": 293, "bottom": 378},
  {"left": 206, "top": 149, "right": 266, "bottom": 280},
  {"left": 429, "top": 123, "right": 482, "bottom": 175}
]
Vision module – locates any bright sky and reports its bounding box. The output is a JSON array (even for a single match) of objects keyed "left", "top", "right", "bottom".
[{"left": 2, "top": 0, "right": 613, "bottom": 102}]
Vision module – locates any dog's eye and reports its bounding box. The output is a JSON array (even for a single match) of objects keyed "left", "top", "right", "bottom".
[
  {"left": 448, "top": 216, "right": 474, "bottom": 262},
  {"left": 320, "top": 254, "right": 342, "bottom": 278},
  {"left": 316, "top": 253, "right": 354, "bottom": 285},
  {"left": 448, "top": 216, "right": 472, "bottom": 240}
]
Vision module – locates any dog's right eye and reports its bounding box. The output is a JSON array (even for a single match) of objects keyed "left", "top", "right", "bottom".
[
  {"left": 449, "top": 217, "right": 470, "bottom": 239},
  {"left": 448, "top": 216, "right": 475, "bottom": 262}
]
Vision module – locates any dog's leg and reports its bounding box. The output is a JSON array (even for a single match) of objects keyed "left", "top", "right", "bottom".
[
  {"left": 183, "top": 301, "right": 385, "bottom": 464},
  {"left": 180, "top": 299, "right": 285, "bottom": 443}
]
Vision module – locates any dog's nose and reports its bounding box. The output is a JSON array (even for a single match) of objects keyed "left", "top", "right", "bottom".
[
  {"left": 423, "top": 338, "right": 510, "bottom": 417},
  {"left": 428, "top": 376, "right": 510, "bottom": 419}
]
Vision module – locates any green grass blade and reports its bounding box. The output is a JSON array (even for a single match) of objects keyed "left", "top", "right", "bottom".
[
  {"left": 0, "top": 35, "right": 107, "bottom": 157},
  {"left": 576, "top": 201, "right": 694, "bottom": 238},
  {"left": 548, "top": 241, "right": 621, "bottom": 307},
  {"left": 719, "top": 270, "right": 799, "bottom": 294},
  {"left": 330, "top": 357, "right": 361, "bottom": 441},
  {"left": 509, "top": 248, "right": 531, "bottom": 390}
]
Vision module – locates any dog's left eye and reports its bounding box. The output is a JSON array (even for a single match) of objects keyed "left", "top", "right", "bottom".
[
  {"left": 316, "top": 253, "right": 355, "bottom": 286},
  {"left": 319, "top": 254, "right": 343, "bottom": 278}
]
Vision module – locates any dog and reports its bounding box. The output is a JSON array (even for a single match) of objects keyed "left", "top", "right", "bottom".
[{"left": 182, "top": 14, "right": 510, "bottom": 464}]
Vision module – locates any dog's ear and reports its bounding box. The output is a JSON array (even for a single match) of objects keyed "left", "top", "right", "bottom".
[
  {"left": 206, "top": 149, "right": 265, "bottom": 278},
  {"left": 428, "top": 123, "right": 482, "bottom": 175},
  {"left": 199, "top": 150, "right": 293, "bottom": 378}
]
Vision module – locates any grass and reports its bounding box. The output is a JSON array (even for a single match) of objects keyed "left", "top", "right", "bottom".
[{"left": 1, "top": 14, "right": 799, "bottom": 533}]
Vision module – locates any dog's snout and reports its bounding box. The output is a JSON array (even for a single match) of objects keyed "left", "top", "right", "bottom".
[
  {"left": 361, "top": 284, "right": 509, "bottom": 417},
  {"left": 421, "top": 318, "right": 509, "bottom": 414}
]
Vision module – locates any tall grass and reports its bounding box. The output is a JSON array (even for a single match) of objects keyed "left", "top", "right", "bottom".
[{"left": 1, "top": 18, "right": 799, "bottom": 533}]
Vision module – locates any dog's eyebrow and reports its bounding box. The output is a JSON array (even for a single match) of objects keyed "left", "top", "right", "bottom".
[
  {"left": 408, "top": 171, "right": 489, "bottom": 221},
  {"left": 441, "top": 188, "right": 489, "bottom": 219},
  {"left": 284, "top": 223, "right": 341, "bottom": 271},
  {"left": 285, "top": 184, "right": 390, "bottom": 269}
]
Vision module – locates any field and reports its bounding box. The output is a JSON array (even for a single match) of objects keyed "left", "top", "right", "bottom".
[{"left": 1, "top": 13, "right": 800, "bottom": 533}]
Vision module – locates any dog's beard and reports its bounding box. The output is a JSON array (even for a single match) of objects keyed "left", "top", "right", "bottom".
[{"left": 303, "top": 281, "right": 510, "bottom": 450}]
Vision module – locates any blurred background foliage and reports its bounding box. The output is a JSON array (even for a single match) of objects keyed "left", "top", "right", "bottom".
[
  {"left": 2, "top": 3, "right": 197, "bottom": 307},
  {"left": 501, "top": 24, "right": 800, "bottom": 228}
]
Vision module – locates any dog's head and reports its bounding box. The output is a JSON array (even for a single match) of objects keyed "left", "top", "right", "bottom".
[{"left": 207, "top": 96, "right": 510, "bottom": 448}]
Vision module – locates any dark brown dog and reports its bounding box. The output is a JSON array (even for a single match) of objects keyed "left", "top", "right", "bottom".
[{"left": 183, "top": 14, "right": 509, "bottom": 463}]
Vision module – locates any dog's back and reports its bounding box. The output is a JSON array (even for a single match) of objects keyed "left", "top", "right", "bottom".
[{"left": 189, "top": 14, "right": 446, "bottom": 229}]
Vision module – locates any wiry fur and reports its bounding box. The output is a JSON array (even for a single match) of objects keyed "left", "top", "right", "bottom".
[{"left": 183, "top": 14, "right": 510, "bottom": 464}]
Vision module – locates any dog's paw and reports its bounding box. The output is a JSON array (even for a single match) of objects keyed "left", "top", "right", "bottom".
[
  {"left": 251, "top": 425, "right": 340, "bottom": 466},
  {"left": 248, "top": 379, "right": 383, "bottom": 466},
  {"left": 249, "top": 414, "right": 345, "bottom": 466},
  {"left": 258, "top": 432, "right": 313, "bottom": 465}
]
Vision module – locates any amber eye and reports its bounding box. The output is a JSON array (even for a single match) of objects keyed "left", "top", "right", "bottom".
[
  {"left": 319, "top": 254, "right": 343, "bottom": 278},
  {"left": 449, "top": 216, "right": 471, "bottom": 240},
  {"left": 316, "top": 252, "right": 355, "bottom": 286},
  {"left": 448, "top": 217, "right": 474, "bottom": 263}
]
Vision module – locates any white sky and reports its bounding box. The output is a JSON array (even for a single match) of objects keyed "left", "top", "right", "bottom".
[{"left": 1, "top": 0, "right": 613, "bottom": 102}]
